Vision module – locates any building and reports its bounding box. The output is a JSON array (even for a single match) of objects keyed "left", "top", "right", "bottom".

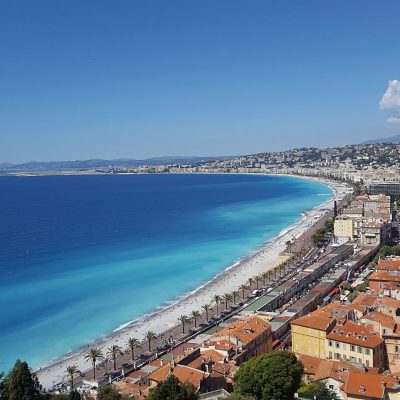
[
  {"left": 369, "top": 270, "right": 400, "bottom": 295},
  {"left": 341, "top": 370, "right": 400, "bottom": 400},
  {"left": 368, "top": 182, "right": 400, "bottom": 196},
  {"left": 211, "top": 316, "right": 272, "bottom": 364},
  {"left": 326, "top": 318, "right": 385, "bottom": 369},
  {"left": 291, "top": 314, "right": 336, "bottom": 358},
  {"left": 360, "top": 221, "right": 390, "bottom": 246},
  {"left": 334, "top": 217, "right": 354, "bottom": 244}
]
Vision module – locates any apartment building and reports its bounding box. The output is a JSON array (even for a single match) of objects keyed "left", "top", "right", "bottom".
[
  {"left": 291, "top": 314, "right": 336, "bottom": 358},
  {"left": 211, "top": 316, "right": 272, "bottom": 364},
  {"left": 326, "top": 318, "right": 385, "bottom": 369}
]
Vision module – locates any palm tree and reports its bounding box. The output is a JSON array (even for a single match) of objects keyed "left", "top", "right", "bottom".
[
  {"left": 127, "top": 337, "right": 140, "bottom": 361},
  {"left": 268, "top": 270, "right": 274, "bottom": 283},
  {"left": 107, "top": 344, "right": 123, "bottom": 370},
  {"left": 202, "top": 304, "right": 211, "bottom": 322},
  {"left": 213, "top": 294, "right": 222, "bottom": 315},
  {"left": 191, "top": 310, "right": 201, "bottom": 328},
  {"left": 239, "top": 284, "right": 248, "bottom": 300},
  {"left": 255, "top": 275, "right": 262, "bottom": 290},
  {"left": 223, "top": 293, "right": 233, "bottom": 310},
  {"left": 232, "top": 290, "right": 239, "bottom": 305},
  {"left": 144, "top": 331, "right": 157, "bottom": 352},
  {"left": 262, "top": 272, "right": 269, "bottom": 287},
  {"left": 84, "top": 348, "right": 104, "bottom": 381},
  {"left": 178, "top": 315, "right": 191, "bottom": 334},
  {"left": 247, "top": 277, "right": 254, "bottom": 289},
  {"left": 286, "top": 240, "right": 292, "bottom": 254},
  {"left": 65, "top": 365, "right": 79, "bottom": 390}
]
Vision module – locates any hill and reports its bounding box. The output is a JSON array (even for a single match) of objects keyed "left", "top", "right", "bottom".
[
  {"left": 362, "top": 135, "right": 400, "bottom": 145},
  {"left": 0, "top": 156, "right": 234, "bottom": 172}
]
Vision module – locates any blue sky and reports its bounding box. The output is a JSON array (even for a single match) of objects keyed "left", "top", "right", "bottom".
[{"left": 1, "top": 1, "right": 400, "bottom": 163}]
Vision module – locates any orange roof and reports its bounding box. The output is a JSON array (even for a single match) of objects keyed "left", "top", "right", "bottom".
[
  {"left": 172, "top": 365, "right": 207, "bottom": 390},
  {"left": 326, "top": 319, "right": 384, "bottom": 349},
  {"left": 186, "top": 349, "right": 225, "bottom": 370},
  {"left": 298, "top": 355, "right": 322, "bottom": 375},
  {"left": 291, "top": 313, "right": 334, "bottom": 332},
  {"left": 203, "top": 339, "right": 236, "bottom": 352},
  {"left": 342, "top": 371, "right": 400, "bottom": 399},
  {"left": 212, "top": 316, "right": 271, "bottom": 345},
  {"left": 148, "top": 364, "right": 171, "bottom": 383},
  {"left": 370, "top": 270, "right": 400, "bottom": 283},
  {"left": 362, "top": 311, "right": 396, "bottom": 330},
  {"left": 115, "top": 380, "right": 149, "bottom": 399},
  {"left": 148, "top": 364, "right": 207, "bottom": 390},
  {"left": 377, "top": 259, "right": 400, "bottom": 271},
  {"left": 352, "top": 293, "right": 378, "bottom": 308},
  {"left": 379, "top": 297, "right": 400, "bottom": 309}
]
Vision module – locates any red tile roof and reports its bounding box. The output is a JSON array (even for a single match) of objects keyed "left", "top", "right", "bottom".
[
  {"left": 326, "top": 319, "right": 384, "bottom": 349},
  {"left": 212, "top": 316, "right": 271, "bottom": 345}
]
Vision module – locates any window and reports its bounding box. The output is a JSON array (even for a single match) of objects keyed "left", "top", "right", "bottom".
[
  {"left": 329, "top": 340, "right": 333, "bottom": 347},
  {"left": 329, "top": 385, "right": 334, "bottom": 389},
  {"left": 329, "top": 351, "right": 332, "bottom": 359},
  {"left": 334, "top": 353, "right": 340, "bottom": 360},
  {"left": 350, "top": 345, "right": 355, "bottom": 351},
  {"left": 366, "top": 360, "right": 370, "bottom": 366},
  {"left": 383, "top": 328, "right": 387, "bottom": 334},
  {"left": 358, "top": 358, "right": 362, "bottom": 363},
  {"left": 365, "top": 348, "right": 370, "bottom": 355},
  {"left": 342, "top": 343, "right": 346, "bottom": 350},
  {"left": 395, "top": 346, "right": 399, "bottom": 353},
  {"left": 335, "top": 342, "right": 340, "bottom": 349},
  {"left": 357, "top": 346, "right": 363, "bottom": 353}
]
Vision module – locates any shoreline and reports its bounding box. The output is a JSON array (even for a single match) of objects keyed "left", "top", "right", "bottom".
[{"left": 34, "top": 174, "right": 351, "bottom": 389}]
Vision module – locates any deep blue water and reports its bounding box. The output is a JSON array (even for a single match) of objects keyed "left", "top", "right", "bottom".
[{"left": 0, "top": 174, "right": 332, "bottom": 371}]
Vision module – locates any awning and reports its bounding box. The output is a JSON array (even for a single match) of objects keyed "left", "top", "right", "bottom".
[
  {"left": 327, "top": 287, "right": 340, "bottom": 297},
  {"left": 272, "top": 339, "right": 280, "bottom": 347}
]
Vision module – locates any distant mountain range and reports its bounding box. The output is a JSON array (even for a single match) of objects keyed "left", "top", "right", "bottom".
[
  {"left": 362, "top": 134, "right": 400, "bottom": 145},
  {"left": 0, "top": 156, "right": 234, "bottom": 172}
]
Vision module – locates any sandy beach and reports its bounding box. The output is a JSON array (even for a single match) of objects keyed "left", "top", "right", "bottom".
[{"left": 35, "top": 175, "right": 352, "bottom": 389}]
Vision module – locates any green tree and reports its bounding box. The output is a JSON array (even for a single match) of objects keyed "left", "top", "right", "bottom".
[
  {"left": 298, "top": 381, "right": 339, "bottom": 400},
  {"left": 144, "top": 331, "right": 157, "bottom": 352},
  {"left": 213, "top": 295, "right": 222, "bottom": 315},
  {"left": 178, "top": 315, "right": 191, "bottom": 334},
  {"left": 127, "top": 337, "right": 140, "bottom": 361},
  {"left": 232, "top": 290, "right": 239, "bottom": 305},
  {"left": 97, "top": 385, "right": 129, "bottom": 400},
  {"left": 234, "top": 351, "right": 304, "bottom": 400},
  {"left": 222, "top": 293, "right": 233, "bottom": 310},
  {"left": 69, "top": 391, "right": 82, "bottom": 400},
  {"left": 0, "top": 371, "right": 8, "bottom": 400},
  {"left": 147, "top": 375, "right": 198, "bottom": 400},
  {"left": 201, "top": 304, "right": 210, "bottom": 322},
  {"left": 191, "top": 311, "right": 201, "bottom": 328},
  {"left": 84, "top": 348, "right": 104, "bottom": 381},
  {"left": 107, "top": 345, "right": 123, "bottom": 371},
  {"left": 65, "top": 365, "right": 79, "bottom": 390},
  {"left": 247, "top": 277, "right": 254, "bottom": 288},
  {"left": 239, "top": 284, "right": 248, "bottom": 300},
  {"left": 7, "top": 360, "right": 41, "bottom": 400}
]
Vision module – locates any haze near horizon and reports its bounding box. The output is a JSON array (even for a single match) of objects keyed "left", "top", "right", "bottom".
[{"left": 1, "top": 0, "right": 400, "bottom": 163}]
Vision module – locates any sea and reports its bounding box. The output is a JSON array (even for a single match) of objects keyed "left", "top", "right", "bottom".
[{"left": 0, "top": 173, "right": 332, "bottom": 372}]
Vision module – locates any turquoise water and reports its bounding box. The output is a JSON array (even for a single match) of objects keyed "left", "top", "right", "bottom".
[{"left": 0, "top": 174, "right": 332, "bottom": 371}]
